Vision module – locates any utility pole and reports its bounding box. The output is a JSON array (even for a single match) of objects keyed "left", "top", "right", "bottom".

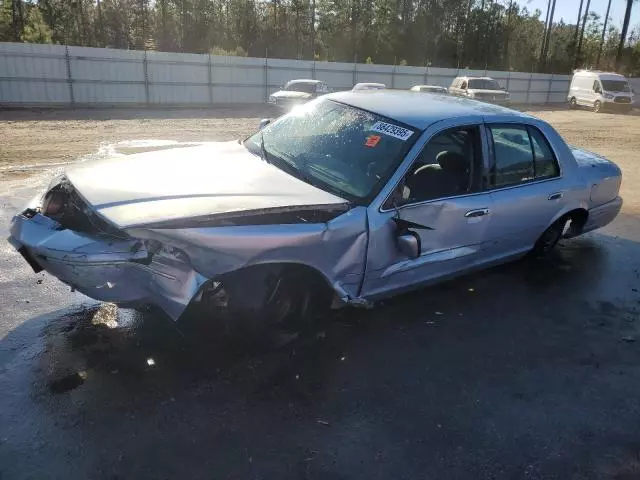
[
  {"left": 572, "top": 0, "right": 584, "bottom": 54},
  {"left": 596, "top": 0, "right": 612, "bottom": 68},
  {"left": 616, "top": 0, "right": 634, "bottom": 69},
  {"left": 310, "top": 0, "right": 316, "bottom": 59},
  {"left": 574, "top": 0, "right": 591, "bottom": 69},
  {"left": 504, "top": 0, "right": 514, "bottom": 69},
  {"left": 96, "top": 0, "right": 104, "bottom": 47},
  {"left": 540, "top": 0, "right": 556, "bottom": 69},
  {"left": 539, "top": 0, "right": 552, "bottom": 63}
]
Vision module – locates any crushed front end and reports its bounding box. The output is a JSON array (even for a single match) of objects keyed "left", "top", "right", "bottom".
[{"left": 8, "top": 179, "right": 206, "bottom": 320}]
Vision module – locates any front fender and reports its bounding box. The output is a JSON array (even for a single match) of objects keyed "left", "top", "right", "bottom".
[{"left": 126, "top": 207, "right": 369, "bottom": 303}]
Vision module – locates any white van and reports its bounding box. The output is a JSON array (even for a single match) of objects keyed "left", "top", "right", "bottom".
[{"left": 568, "top": 70, "right": 634, "bottom": 113}]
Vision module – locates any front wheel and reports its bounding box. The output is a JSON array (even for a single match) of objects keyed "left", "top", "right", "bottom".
[
  {"left": 569, "top": 97, "right": 577, "bottom": 109},
  {"left": 530, "top": 218, "right": 568, "bottom": 258},
  {"left": 593, "top": 100, "right": 602, "bottom": 113},
  {"left": 202, "top": 267, "right": 331, "bottom": 345}
]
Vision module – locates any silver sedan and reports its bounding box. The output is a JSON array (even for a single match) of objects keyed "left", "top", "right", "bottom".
[{"left": 8, "top": 91, "right": 622, "bottom": 334}]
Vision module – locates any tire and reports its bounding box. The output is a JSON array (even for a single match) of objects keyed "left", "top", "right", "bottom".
[
  {"left": 530, "top": 217, "right": 568, "bottom": 258},
  {"left": 569, "top": 97, "right": 577, "bottom": 109},
  {"left": 203, "top": 267, "right": 331, "bottom": 345},
  {"left": 593, "top": 100, "right": 602, "bottom": 113}
]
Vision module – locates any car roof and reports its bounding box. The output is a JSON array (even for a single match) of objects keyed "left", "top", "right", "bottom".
[
  {"left": 355, "top": 82, "right": 385, "bottom": 86},
  {"left": 326, "top": 90, "right": 524, "bottom": 130},
  {"left": 574, "top": 71, "right": 626, "bottom": 80}
]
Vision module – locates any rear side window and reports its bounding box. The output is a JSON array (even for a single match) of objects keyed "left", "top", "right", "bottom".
[
  {"left": 488, "top": 125, "right": 560, "bottom": 188},
  {"left": 528, "top": 127, "right": 560, "bottom": 179}
]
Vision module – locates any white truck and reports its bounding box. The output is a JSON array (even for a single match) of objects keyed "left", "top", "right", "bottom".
[{"left": 568, "top": 70, "right": 634, "bottom": 113}]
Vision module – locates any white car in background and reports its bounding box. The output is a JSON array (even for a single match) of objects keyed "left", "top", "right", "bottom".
[
  {"left": 410, "top": 85, "right": 448, "bottom": 94},
  {"left": 568, "top": 70, "right": 634, "bottom": 113},
  {"left": 352, "top": 83, "right": 386, "bottom": 91}
]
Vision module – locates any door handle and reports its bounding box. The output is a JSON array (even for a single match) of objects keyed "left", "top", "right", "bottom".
[
  {"left": 465, "top": 208, "right": 490, "bottom": 218},
  {"left": 548, "top": 192, "right": 563, "bottom": 200}
]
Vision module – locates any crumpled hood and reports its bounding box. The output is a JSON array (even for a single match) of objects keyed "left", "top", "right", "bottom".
[{"left": 65, "top": 141, "right": 347, "bottom": 229}]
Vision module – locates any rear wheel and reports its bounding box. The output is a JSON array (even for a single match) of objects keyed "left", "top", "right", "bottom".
[
  {"left": 569, "top": 97, "right": 577, "bottom": 109},
  {"left": 530, "top": 217, "right": 568, "bottom": 258},
  {"left": 593, "top": 100, "right": 602, "bottom": 113}
]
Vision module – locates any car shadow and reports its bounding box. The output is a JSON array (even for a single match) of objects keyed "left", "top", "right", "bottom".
[{"left": 2, "top": 226, "right": 640, "bottom": 478}]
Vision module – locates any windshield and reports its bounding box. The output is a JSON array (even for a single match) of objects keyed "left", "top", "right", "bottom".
[
  {"left": 468, "top": 79, "right": 501, "bottom": 90},
  {"left": 601, "top": 79, "right": 630, "bottom": 92},
  {"left": 244, "top": 99, "right": 417, "bottom": 203}
]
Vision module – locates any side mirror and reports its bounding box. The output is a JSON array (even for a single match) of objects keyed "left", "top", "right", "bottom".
[
  {"left": 258, "top": 118, "right": 271, "bottom": 130},
  {"left": 397, "top": 233, "right": 420, "bottom": 259},
  {"left": 595, "top": 86, "right": 602, "bottom": 94}
]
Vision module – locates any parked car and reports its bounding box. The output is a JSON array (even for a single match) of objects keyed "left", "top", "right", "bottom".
[
  {"left": 410, "top": 85, "right": 448, "bottom": 94},
  {"left": 268, "top": 79, "right": 329, "bottom": 110},
  {"left": 449, "top": 76, "right": 510, "bottom": 105},
  {"left": 9, "top": 91, "right": 622, "bottom": 337},
  {"left": 568, "top": 69, "right": 634, "bottom": 113},
  {"left": 353, "top": 82, "right": 386, "bottom": 91}
]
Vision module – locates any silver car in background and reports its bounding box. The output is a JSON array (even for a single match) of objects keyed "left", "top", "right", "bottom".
[
  {"left": 410, "top": 85, "right": 448, "bottom": 94},
  {"left": 353, "top": 83, "right": 386, "bottom": 91},
  {"left": 8, "top": 91, "right": 622, "bottom": 336},
  {"left": 268, "top": 79, "right": 329, "bottom": 111}
]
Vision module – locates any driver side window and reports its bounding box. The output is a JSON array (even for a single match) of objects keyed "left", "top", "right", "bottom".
[{"left": 395, "top": 126, "right": 481, "bottom": 206}]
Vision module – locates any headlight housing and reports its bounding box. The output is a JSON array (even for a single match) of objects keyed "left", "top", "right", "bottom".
[
  {"left": 603, "top": 93, "right": 614, "bottom": 99},
  {"left": 466, "top": 91, "right": 475, "bottom": 98},
  {"left": 42, "top": 188, "right": 68, "bottom": 217}
]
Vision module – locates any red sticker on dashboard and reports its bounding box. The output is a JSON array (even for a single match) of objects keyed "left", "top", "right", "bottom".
[{"left": 365, "top": 135, "right": 381, "bottom": 147}]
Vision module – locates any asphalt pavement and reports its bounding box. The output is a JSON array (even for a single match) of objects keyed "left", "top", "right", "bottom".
[{"left": 2, "top": 182, "right": 640, "bottom": 479}]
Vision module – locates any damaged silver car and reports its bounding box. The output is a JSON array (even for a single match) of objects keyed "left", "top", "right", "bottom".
[{"left": 9, "top": 91, "right": 622, "bottom": 332}]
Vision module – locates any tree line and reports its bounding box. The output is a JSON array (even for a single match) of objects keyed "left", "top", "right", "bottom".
[{"left": 1, "top": 1, "right": 638, "bottom": 75}]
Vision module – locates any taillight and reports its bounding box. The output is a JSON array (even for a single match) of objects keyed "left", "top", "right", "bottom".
[{"left": 42, "top": 190, "right": 67, "bottom": 217}]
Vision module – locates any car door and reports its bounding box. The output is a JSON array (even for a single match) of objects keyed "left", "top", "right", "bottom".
[
  {"left": 481, "top": 122, "right": 568, "bottom": 260},
  {"left": 361, "top": 122, "right": 494, "bottom": 299}
]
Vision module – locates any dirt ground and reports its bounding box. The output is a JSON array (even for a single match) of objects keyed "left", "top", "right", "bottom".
[{"left": 1, "top": 105, "right": 639, "bottom": 209}]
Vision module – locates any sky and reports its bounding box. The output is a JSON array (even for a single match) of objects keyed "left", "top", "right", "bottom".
[{"left": 523, "top": 0, "right": 640, "bottom": 30}]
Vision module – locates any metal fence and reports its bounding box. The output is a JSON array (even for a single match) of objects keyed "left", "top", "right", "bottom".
[{"left": 0, "top": 42, "right": 572, "bottom": 107}]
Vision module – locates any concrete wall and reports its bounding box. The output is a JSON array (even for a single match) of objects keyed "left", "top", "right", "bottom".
[{"left": 0, "top": 42, "right": 572, "bottom": 107}]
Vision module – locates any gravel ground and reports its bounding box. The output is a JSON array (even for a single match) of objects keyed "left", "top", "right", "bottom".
[{"left": 1, "top": 105, "right": 640, "bottom": 480}]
